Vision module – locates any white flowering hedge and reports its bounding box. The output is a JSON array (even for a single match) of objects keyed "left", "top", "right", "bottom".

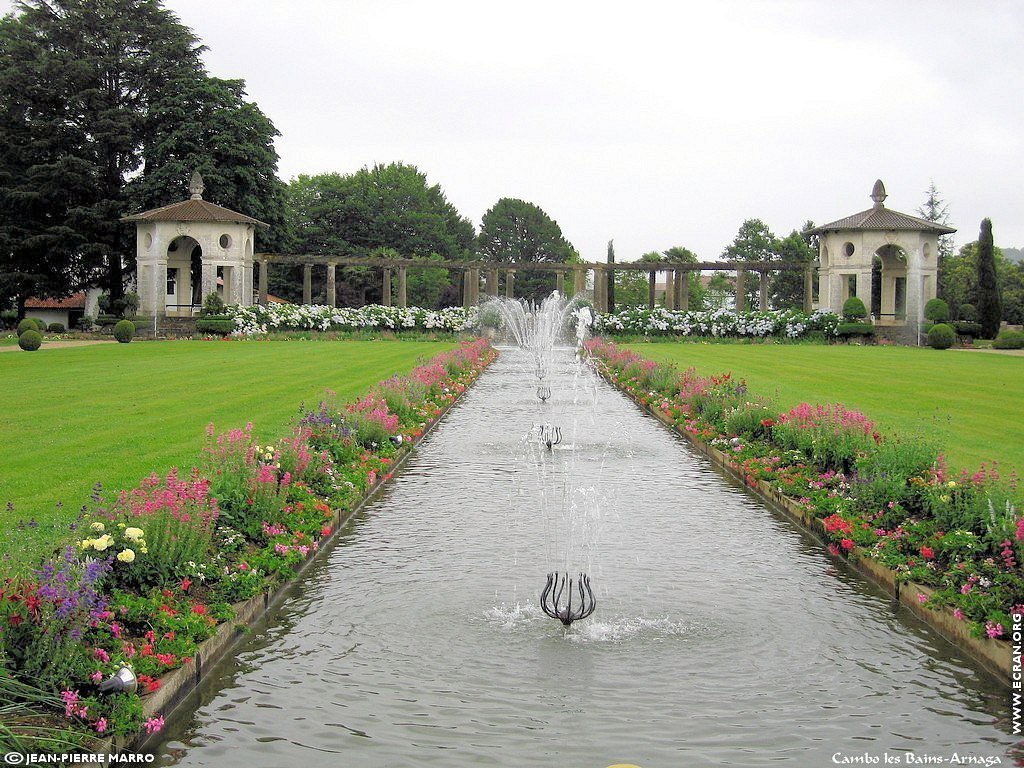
[
  {"left": 594, "top": 307, "right": 840, "bottom": 339},
  {"left": 227, "top": 303, "right": 479, "bottom": 335}
]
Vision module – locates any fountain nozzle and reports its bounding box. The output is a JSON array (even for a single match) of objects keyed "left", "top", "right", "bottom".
[
  {"left": 537, "top": 423, "right": 562, "bottom": 451},
  {"left": 540, "top": 572, "right": 596, "bottom": 627},
  {"left": 537, "top": 384, "right": 551, "bottom": 403}
]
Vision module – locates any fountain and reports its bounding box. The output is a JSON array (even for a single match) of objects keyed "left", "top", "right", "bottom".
[{"left": 483, "top": 291, "right": 601, "bottom": 628}]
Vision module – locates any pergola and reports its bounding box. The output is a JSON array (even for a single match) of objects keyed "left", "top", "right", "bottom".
[{"left": 253, "top": 253, "right": 815, "bottom": 313}]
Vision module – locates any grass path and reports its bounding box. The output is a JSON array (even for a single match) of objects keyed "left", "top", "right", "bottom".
[
  {"left": 624, "top": 343, "right": 1024, "bottom": 475},
  {"left": 1, "top": 339, "right": 454, "bottom": 568}
]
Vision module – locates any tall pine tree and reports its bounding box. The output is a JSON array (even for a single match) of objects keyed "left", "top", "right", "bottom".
[{"left": 976, "top": 218, "right": 1002, "bottom": 338}]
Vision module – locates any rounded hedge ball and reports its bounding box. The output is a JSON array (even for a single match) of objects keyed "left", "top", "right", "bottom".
[
  {"left": 113, "top": 319, "right": 135, "bottom": 343},
  {"left": 18, "top": 329, "right": 42, "bottom": 351}
]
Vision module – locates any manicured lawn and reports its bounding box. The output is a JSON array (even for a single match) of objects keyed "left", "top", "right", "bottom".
[
  {"left": 624, "top": 342, "right": 1024, "bottom": 475},
  {"left": 0, "top": 339, "right": 455, "bottom": 569}
]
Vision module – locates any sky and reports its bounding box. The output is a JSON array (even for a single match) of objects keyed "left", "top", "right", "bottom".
[{"left": 4, "top": 0, "right": 1023, "bottom": 261}]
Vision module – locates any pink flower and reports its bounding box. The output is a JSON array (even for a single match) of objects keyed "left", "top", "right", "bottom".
[
  {"left": 95, "top": 718, "right": 108, "bottom": 734},
  {"left": 985, "top": 621, "right": 1004, "bottom": 638},
  {"left": 840, "top": 538, "right": 854, "bottom": 551},
  {"left": 827, "top": 543, "right": 842, "bottom": 557},
  {"left": 142, "top": 715, "right": 165, "bottom": 734},
  {"left": 90, "top": 670, "right": 104, "bottom": 683},
  {"left": 917, "top": 593, "right": 927, "bottom": 604},
  {"left": 953, "top": 608, "right": 966, "bottom": 621},
  {"left": 93, "top": 647, "right": 110, "bottom": 663}
]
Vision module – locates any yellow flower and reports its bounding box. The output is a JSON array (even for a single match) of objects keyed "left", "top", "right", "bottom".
[
  {"left": 140, "top": 547, "right": 149, "bottom": 554},
  {"left": 947, "top": 481, "right": 957, "bottom": 488},
  {"left": 92, "top": 534, "right": 114, "bottom": 552},
  {"left": 124, "top": 527, "right": 144, "bottom": 541},
  {"left": 940, "top": 494, "right": 951, "bottom": 503},
  {"left": 90, "top": 522, "right": 105, "bottom": 533},
  {"left": 79, "top": 538, "right": 94, "bottom": 550},
  {"left": 116, "top": 549, "right": 136, "bottom": 563}
]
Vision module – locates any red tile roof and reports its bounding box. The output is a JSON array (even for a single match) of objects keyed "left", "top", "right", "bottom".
[
  {"left": 25, "top": 293, "right": 86, "bottom": 309},
  {"left": 122, "top": 198, "right": 269, "bottom": 228}
]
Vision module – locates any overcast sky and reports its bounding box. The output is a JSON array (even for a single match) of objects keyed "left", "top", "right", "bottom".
[{"left": 5, "top": 0, "right": 1023, "bottom": 260}]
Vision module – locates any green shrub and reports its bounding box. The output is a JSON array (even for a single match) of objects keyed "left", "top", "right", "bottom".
[
  {"left": 953, "top": 321, "right": 982, "bottom": 337},
  {"left": 96, "top": 313, "right": 119, "bottom": 326},
  {"left": 926, "top": 323, "right": 955, "bottom": 349},
  {"left": 17, "top": 329, "right": 42, "bottom": 351},
  {"left": 958, "top": 303, "right": 977, "bottom": 322},
  {"left": 924, "top": 298, "right": 950, "bottom": 322},
  {"left": 842, "top": 296, "right": 867, "bottom": 321},
  {"left": 76, "top": 315, "right": 97, "bottom": 332},
  {"left": 852, "top": 438, "right": 938, "bottom": 525},
  {"left": 46, "top": 322, "right": 65, "bottom": 333},
  {"left": 724, "top": 400, "right": 777, "bottom": 439},
  {"left": 201, "top": 292, "right": 227, "bottom": 316},
  {"left": 113, "top": 319, "right": 135, "bottom": 343},
  {"left": 835, "top": 322, "right": 875, "bottom": 337},
  {"left": 993, "top": 330, "right": 1024, "bottom": 350},
  {"left": 0, "top": 309, "right": 16, "bottom": 329},
  {"left": 17, "top": 318, "right": 38, "bottom": 335},
  {"left": 195, "top": 316, "right": 236, "bottom": 335}
]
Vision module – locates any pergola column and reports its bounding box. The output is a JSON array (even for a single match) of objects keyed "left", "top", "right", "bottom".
[
  {"left": 665, "top": 270, "right": 676, "bottom": 310},
  {"left": 470, "top": 268, "right": 480, "bottom": 305},
  {"left": 326, "top": 262, "right": 337, "bottom": 307},
  {"left": 594, "top": 269, "right": 606, "bottom": 312},
  {"left": 486, "top": 268, "right": 498, "bottom": 297},
  {"left": 258, "top": 258, "right": 269, "bottom": 305},
  {"left": 556, "top": 271, "right": 565, "bottom": 294},
  {"left": 398, "top": 266, "right": 408, "bottom": 308},
  {"left": 647, "top": 270, "right": 656, "bottom": 309},
  {"left": 678, "top": 270, "right": 689, "bottom": 311},
  {"left": 759, "top": 270, "right": 769, "bottom": 310},
  {"left": 382, "top": 268, "right": 392, "bottom": 306},
  {"left": 462, "top": 270, "right": 472, "bottom": 308},
  {"left": 302, "top": 263, "right": 312, "bottom": 305},
  {"left": 803, "top": 263, "right": 814, "bottom": 313},
  {"left": 573, "top": 267, "right": 586, "bottom": 295},
  {"left": 735, "top": 268, "right": 747, "bottom": 312},
  {"left": 505, "top": 270, "right": 515, "bottom": 299}
]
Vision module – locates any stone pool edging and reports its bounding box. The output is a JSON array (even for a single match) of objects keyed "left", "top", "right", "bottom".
[
  {"left": 118, "top": 346, "right": 497, "bottom": 754},
  {"left": 591, "top": 359, "right": 1013, "bottom": 685}
]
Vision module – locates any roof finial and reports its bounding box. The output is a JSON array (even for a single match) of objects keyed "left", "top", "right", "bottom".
[
  {"left": 870, "top": 179, "right": 887, "bottom": 208},
  {"left": 189, "top": 171, "right": 205, "bottom": 200}
]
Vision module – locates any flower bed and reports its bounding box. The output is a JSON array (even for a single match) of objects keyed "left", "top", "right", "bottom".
[
  {"left": 594, "top": 307, "right": 840, "bottom": 339},
  {"left": 0, "top": 340, "right": 495, "bottom": 752},
  {"left": 585, "top": 338, "right": 1023, "bottom": 659},
  {"left": 228, "top": 303, "right": 478, "bottom": 335}
]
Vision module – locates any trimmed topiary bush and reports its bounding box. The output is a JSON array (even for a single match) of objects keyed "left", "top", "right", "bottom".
[
  {"left": 926, "top": 323, "right": 956, "bottom": 349},
  {"left": 201, "top": 292, "right": 226, "bottom": 316},
  {"left": 842, "top": 296, "right": 867, "bottom": 321},
  {"left": 18, "top": 329, "right": 42, "bottom": 351},
  {"left": 924, "top": 298, "right": 950, "bottom": 322},
  {"left": 993, "top": 330, "right": 1024, "bottom": 350},
  {"left": 195, "top": 316, "right": 236, "bottom": 336},
  {"left": 17, "top": 318, "right": 38, "bottom": 335},
  {"left": 953, "top": 321, "right": 982, "bottom": 338},
  {"left": 47, "top": 322, "right": 65, "bottom": 333},
  {"left": 835, "top": 322, "right": 875, "bottom": 338},
  {"left": 113, "top": 319, "right": 135, "bottom": 343},
  {"left": 958, "top": 303, "right": 977, "bottom": 322}
]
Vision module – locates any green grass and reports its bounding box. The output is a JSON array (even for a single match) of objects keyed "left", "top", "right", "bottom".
[
  {"left": 0, "top": 339, "right": 455, "bottom": 569},
  {"left": 624, "top": 342, "right": 1024, "bottom": 475}
]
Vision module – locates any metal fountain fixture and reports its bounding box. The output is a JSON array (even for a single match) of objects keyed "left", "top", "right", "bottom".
[
  {"left": 537, "top": 423, "right": 562, "bottom": 451},
  {"left": 536, "top": 384, "right": 551, "bottom": 403},
  {"left": 98, "top": 666, "right": 138, "bottom": 694},
  {"left": 540, "top": 572, "right": 597, "bottom": 627}
]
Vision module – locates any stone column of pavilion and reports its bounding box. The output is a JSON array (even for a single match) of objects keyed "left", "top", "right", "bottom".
[
  {"left": 805, "top": 180, "right": 955, "bottom": 330},
  {"left": 123, "top": 171, "right": 268, "bottom": 317}
]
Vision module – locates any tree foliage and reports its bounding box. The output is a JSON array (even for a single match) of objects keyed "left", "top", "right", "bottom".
[
  {"left": 477, "top": 198, "right": 578, "bottom": 303},
  {"left": 722, "top": 218, "right": 779, "bottom": 308},
  {"left": 0, "top": 0, "right": 287, "bottom": 313},
  {"left": 977, "top": 219, "right": 1003, "bottom": 337},
  {"left": 770, "top": 231, "right": 815, "bottom": 309},
  {"left": 285, "top": 164, "right": 475, "bottom": 307}
]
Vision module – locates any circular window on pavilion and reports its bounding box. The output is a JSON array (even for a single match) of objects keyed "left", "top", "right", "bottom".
[
  {"left": 844, "top": 241, "right": 855, "bottom": 257},
  {"left": 219, "top": 234, "right": 232, "bottom": 249}
]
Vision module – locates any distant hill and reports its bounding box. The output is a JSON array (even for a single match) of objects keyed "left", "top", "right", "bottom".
[{"left": 1005, "top": 247, "right": 1023, "bottom": 263}]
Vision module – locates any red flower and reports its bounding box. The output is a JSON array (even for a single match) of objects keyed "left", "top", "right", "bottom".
[
  {"left": 827, "top": 544, "right": 842, "bottom": 557},
  {"left": 321, "top": 526, "right": 332, "bottom": 537},
  {"left": 191, "top": 604, "right": 208, "bottom": 615},
  {"left": 920, "top": 546, "right": 935, "bottom": 560},
  {"left": 840, "top": 538, "right": 854, "bottom": 551},
  {"left": 181, "top": 578, "right": 192, "bottom": 592}
]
